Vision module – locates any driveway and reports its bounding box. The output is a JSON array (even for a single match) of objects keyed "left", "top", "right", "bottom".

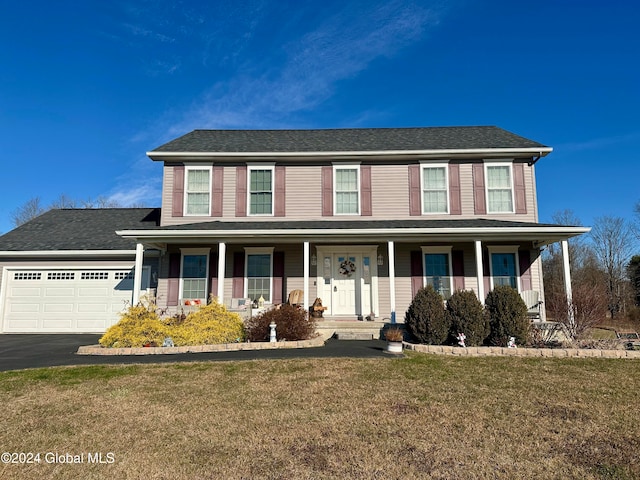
[{"left": 0, "top": 335, "right": 389, "bottom": 372}]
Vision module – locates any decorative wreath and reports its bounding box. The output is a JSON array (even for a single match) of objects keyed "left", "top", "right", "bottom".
[{"left": 339, "top": 259, "right": 356, "bottom": 277}]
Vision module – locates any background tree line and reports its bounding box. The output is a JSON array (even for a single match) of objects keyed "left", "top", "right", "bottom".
[{"left": 543, "top": 202, "right": 640, "bottom": 336}]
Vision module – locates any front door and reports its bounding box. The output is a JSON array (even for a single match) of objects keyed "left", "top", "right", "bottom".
[{"left": 332, "top": 254, "right": 359, "bottom": 315}]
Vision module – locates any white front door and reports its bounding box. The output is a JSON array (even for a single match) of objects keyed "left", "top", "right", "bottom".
[{"left": 332, "top": 254, "right": 359, "bottom": 315}]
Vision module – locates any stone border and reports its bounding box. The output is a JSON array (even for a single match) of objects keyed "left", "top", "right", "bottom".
[
  {"left": 403, "top": 342, "right": 640, "bottom": 359},
  {"left": 77, "top": 335, "right": 325, "bottom": 356}
]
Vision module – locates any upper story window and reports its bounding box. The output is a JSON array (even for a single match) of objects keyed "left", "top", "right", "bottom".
[
  {"left": 421, "top": 165, "right": 449, "bottom": 214},
  {"left": 185, "top": 166, "right": 212, "bottom": 216},
  {"left": 334, "top": 165, "right": 360, "bottom": 215},
  {"left": 248, "top": 165, "right": 274, "bottom": 215},
  {"left": 485, "top": 163, "right": 514, "bottom": 213}
]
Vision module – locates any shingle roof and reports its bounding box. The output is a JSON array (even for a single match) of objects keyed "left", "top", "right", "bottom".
[
  {"left": 0, "top": 208, "right": 160, "bottom": 251},
  {"left": 150, "top": 126, "right": 548, "bottom": 153}
]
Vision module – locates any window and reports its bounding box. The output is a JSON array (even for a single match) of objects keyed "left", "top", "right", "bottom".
[
  {"left": 488, "top": 246, "right": 520, "bottom": 290},
  {"left": 185, "top": 166, "right": 211, "bottom": 216},
  {"left": 422, "top": 165, "right": 448, "bottom": 213},
  {"left": 334, "top": 166, "right": 360, "bottom": 214},
  {"left": 486, "top": 164, "right": 514, "bottom": 213},
  {"left": 246, "top": 250, "right": 273, "bottom": 303},
  {"left": 422, "top": 247, "right": 453, "bottom": 299},
  {"left": 181, "top": 252, "right": 208, "bottom": 300},
  {"left": 248, "top": 166, "right": 274, "bottom": 215}
]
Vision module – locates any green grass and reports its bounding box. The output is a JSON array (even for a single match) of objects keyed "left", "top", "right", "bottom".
[{"left": 1, "top": 354, "right": 639, "bottom": 479}]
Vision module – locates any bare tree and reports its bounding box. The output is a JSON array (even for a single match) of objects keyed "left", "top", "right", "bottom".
[
  {"left": 590, "top": 216, "right": 636, "bottom": 318},
  {"left": 10, "top": 197, "right": 46, "bottom": 227},
  {"left": 49, "top": 194, "right": 79, "bottom": 209}
]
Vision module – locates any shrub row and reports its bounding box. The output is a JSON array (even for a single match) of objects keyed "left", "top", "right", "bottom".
[
  {"left": 404, "top": 285, "right": 529, "bottom": 347},
  {"left": 99, "top": 301, "right": 316, "bottom": 348}
]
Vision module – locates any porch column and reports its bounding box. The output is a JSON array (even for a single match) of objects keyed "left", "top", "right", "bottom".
[
  {"left": 132, "top": 242, "right": 144, "bottom": 305},
  {"left": 217, "top": 242, "right": 226, "bottom": 303},
  {"left": 303, "top": 241, "right": 310, "bottom": 312},
  {"left": 388, "top": 240, "right": 396, "bottom": 323},
  {"left": 475, "top": 240, "right": 485, "bottom": 304},
  {"left": 561, "top": 240, "right": 575, "bottom": 323}
]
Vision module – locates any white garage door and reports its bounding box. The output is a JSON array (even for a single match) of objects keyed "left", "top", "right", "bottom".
[{"left": 2, "top": 268, "right": 149, "bottom": 333}]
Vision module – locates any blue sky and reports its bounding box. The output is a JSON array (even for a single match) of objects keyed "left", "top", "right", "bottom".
[{"left": 1, "top": 0, "right": 639, "bottom": 234}]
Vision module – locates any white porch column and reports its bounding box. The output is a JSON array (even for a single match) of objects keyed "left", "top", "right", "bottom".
[
  {"left": 132, "top": 242, "right": 144, "bottom": 305},
  {"left": 217, "top": 242, "right": 226, "bottom": 303},
  {"left": 303, "top": 242, "right": 310, "bottom": 311},
  {"left": 475, "top": 240, "right": 485, "bottom": 304},
  {"left": 388, "top": 240, "right": 396, "bottom": 323},
  {"left": 561, "top": 240, "right": 574, "bottom": 322}
]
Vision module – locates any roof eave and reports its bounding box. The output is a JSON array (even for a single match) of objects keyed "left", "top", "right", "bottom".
[{"left": 146, "top": 147, "right": 553, "bottom": 162}]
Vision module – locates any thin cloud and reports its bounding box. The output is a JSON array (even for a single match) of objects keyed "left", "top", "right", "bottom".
[{"left": 557, "top": 131, "right": 640, "bottom": 152}]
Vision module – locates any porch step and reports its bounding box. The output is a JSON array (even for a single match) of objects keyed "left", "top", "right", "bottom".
[
  {"left": 316, "top": 320, "right": 388, "bottom": 340},
  {"left": 335, "top": 331, "right": 376, "bottom": 340}
]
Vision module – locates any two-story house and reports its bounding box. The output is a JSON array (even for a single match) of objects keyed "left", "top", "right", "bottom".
[{"left": 0, "top": 126, "right": 589, "bottom": 333}]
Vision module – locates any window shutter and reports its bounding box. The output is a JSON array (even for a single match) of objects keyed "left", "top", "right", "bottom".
[
  {"left": 172, "top": 165, "right": 184, "bottom": 217},
  {"left": 410, "top": 250, "right": 423, "bottom": 298},
  {"left": 514, "top": 163, "right": 527, "bottom": 214},
  {"left": 167, "top": 253, "right": 181, "bottom": 306},
  {"left": 209, "top": 252, "right": 219, "bottom": 301},
  {"left": 360, "top": 165, "right": 372, "bottom": 216},
  {"left": 408, "top": 165, "right": 421, "bottom": 216},
  {"left": 232, "top": 252, "right": 245, "bottom": 298},
  {"left": 483, "top": 249, "right": 491, "bottom": 296},
  {"left": 519, "top": 249, "right": 532, "bottom": 291},
  {"left": 211, "top": 166, "right": 224, "bottom": 217},
  {"left": 473, "top": 163, "right": 486, "bottom": 215},
  {"left": 274, "top": 166, "right": 286, "bottom": 217},
  {"left": 321, "top": 166, "right": 333, "bottom": 216},
  {"left": 449, "top": 163, "right": 462, "bottom": 215},
  {"left": 236, "top": 166, "right": 247, "bottom": 217},
  {"left": 273, "top": 251, "right": 285, "bottom": 304},
  {"left": 452, "top": 250, "right": 465, "bottom": 290}
]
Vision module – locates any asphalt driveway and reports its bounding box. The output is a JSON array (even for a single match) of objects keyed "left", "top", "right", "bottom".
[{"left": 0, "top": 335, "right": 389, "bottom": 372}]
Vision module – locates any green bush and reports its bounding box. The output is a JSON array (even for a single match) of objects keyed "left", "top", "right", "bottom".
[
  {"left": 246, "top": 304, "right": 316, "bottom": 342},
  {"left": 99, "top": 304, "right": 169, "bottom": 348},
  {"left": 446, "top": 289, "right": 489, "bottom": 346},
  {"left": 99, "top": 301, "right": 245, "bottom": 348},
  {"left": 404, "top": 285, "right": 450, "bottom": 344},
  {"left": 485, "top": 285, "right": 529, "bottom": 346}
]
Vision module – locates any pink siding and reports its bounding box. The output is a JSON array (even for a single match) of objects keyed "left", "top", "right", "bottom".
[
  {"left": 235, "top": 166, "right": 247, "bottom": 217},
  {"left": 172, "top": 165, "right": 184, "bottom": 217},
  {"left": 472, "top": 163, "right": 486, "bottom": 215},
  {"left": 167, "top": 253, "right": 181, "bottom": 306},
  {"left": 209, "top": 253, "right": 219, "bottom": 299},
  {"left": 449, "top": 163, "right": 462, "bottom": 215},
  {"left": 273, "top": 251, "right": 284, "bottom": 304},
  {"left": 232, "top": 252, "right": 245, "bottom": 298},
  {"left": 360, "top": 165, "right": 372, "bottom": 216},
  {"left": 514, "top": 163, "right": 527, "bottom": 214},
  {"left": 321, "top": 166, "right": 333, "bottom": 216},
  {"left": 275, "top": 166, "right": 286, "bottom": 217},
  {"left": 408, "top": 165, "right": 421, "bottom": 216},
  {"left": 211, "top": 166, "right": 224, "bottom": 217}
]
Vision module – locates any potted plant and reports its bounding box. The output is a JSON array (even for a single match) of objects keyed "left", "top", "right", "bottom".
[{"left": 384, "top": 327, "right": 404, "bottom": 354}]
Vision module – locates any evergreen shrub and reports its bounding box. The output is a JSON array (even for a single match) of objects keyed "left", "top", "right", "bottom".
[
  {"left": 446, "top": 289, "right": 489, "bottom": 346},
  {"left": 485, "top": 285, "right": 529, "bottom": 346},
  {"left": 404, "top": 285, "right": 450, "bottom": 344}
]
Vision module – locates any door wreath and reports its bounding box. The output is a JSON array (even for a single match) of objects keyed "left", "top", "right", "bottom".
[{"left": 339, "top": 259, "right": 356, "bottom": 277}]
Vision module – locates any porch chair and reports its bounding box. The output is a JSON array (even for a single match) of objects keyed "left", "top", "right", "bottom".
[
  {"left": 520, "top": 290, "right": 542, "bottom": 321},
  {"left": 287, "top": 289, "right": 304, "bottom": 307}
]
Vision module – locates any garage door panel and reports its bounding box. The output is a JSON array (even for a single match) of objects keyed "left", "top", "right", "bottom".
[{"left": 3, "top": 268, "right": 146, "bottom": 333}]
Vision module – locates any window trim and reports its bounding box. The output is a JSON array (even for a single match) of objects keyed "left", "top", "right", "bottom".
[
  {"left": 179, "top": 248, "right": 210, "bottom": 301},
  {"left": 183, "top": 164, "right": 213, "bottom": 217},
  {"left": 247, "top": 164, "right": 275, "bottom": 216},
  {"left": 420, "top": 162, "right": 450, "bottom": 215},
  {"left": 487, "top": 245, "right": 521, "bottom": 292},
  {"left": 484, "top": 161, "right": 515, "bottom": 214},
  {"left": 333, "top": 164, "right": 361, "bottom": 215},
  {"left": 244, "top": 247, "right": 274, "bottom": 303},
  {"left": 421, "top": 246, "right": 453, "bottom": 298}
]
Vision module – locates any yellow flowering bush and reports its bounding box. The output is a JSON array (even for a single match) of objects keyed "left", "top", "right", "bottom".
[
  {"left": 170, "top": 302, "right": 245, "bottom": 346},
  {"left": 99, "top": 304, "right": 169, "bottom": 348},
  {"left": 99, "top": 301, "right": 245, "bottom": 348}
]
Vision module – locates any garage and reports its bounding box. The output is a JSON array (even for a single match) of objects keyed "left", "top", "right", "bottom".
[{"left": 2, "top": 267, "right": 149, "bottom": 333}]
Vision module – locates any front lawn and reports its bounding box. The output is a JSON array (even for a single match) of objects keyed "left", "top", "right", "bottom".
[{"left": 1, "top": 354, "right": 639, "bottom": 479}]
